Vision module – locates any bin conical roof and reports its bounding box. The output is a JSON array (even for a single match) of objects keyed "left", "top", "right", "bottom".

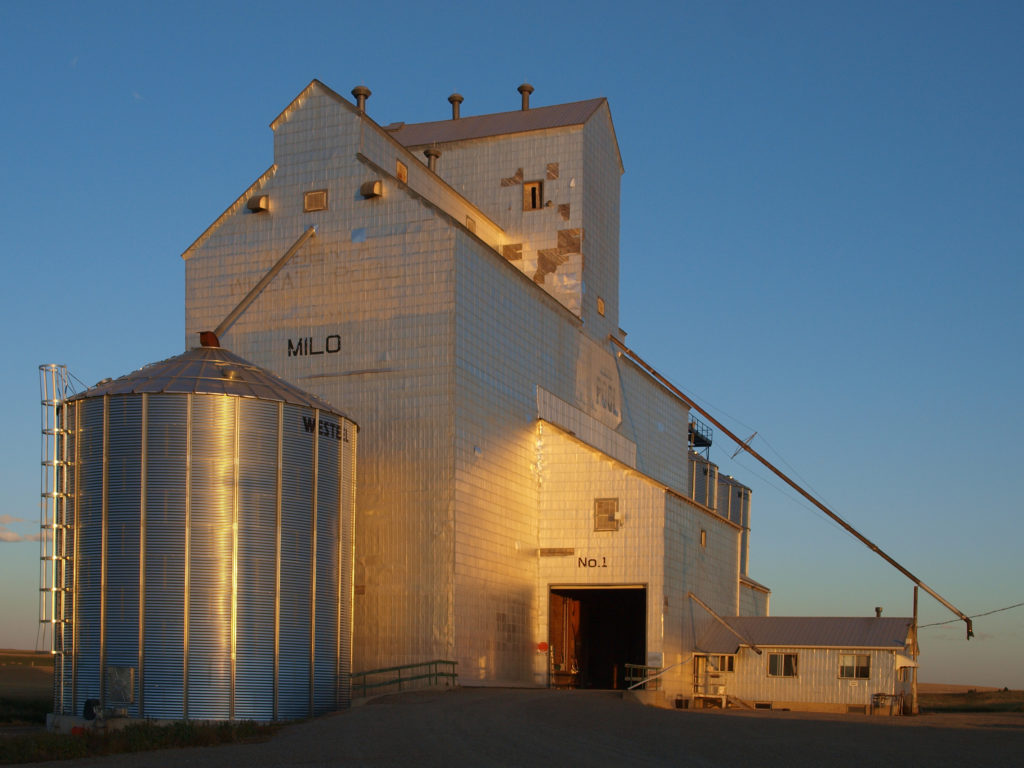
[{"left": 68, "top": 344, "right": 346, "bottom": 416}]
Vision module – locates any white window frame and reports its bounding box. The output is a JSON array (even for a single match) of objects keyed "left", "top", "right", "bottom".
[
  {"left": 838, "top": 653, "right": 870, "bottom": 679},
  {"left": 768, "top": 652, "right": 798, "bottom": 677}
]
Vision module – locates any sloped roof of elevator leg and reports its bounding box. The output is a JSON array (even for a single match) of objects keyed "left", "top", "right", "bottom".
[
  {"left": 389, "top": 98, "right": 602, "bottom": 145},
  {"left": 390, "top": 97, "right": 623, "bottom": 174},
  {"left": 67, "top": 343, "right": 351, "bottom": 418}
]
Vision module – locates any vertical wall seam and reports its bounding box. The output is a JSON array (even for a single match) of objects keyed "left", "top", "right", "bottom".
[
  {"left": 274, "top": 402, "right": 282, "bottom": 721},
  {"left": 138, "top": 394, "right": 148, "bottom": 716},
  {"left": 230, "top": 397, "right": 240, "bottom": 721},
  {"left": 183, "top": 394, "right": 192, "bottom": 720},
  {"left": 100, "top": 396, "right": 109, "bottom": 709},
  {"left": 309, "top": 409, "right": 319, "bottom": 717},
  {"left": 335, "top": 424, "right": 342, "bottom": 708}
]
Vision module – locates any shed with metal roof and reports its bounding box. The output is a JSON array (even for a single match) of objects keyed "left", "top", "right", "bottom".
[{"left": 692, "top": 616, "right": 917, "bottom": 714}]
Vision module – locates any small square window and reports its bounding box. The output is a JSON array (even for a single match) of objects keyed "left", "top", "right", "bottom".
[
  {"left": 523, "top": 181, "right": 543, "bottom": 211},
  {"left": 839, "top": 653, "right": 870, "bottom": 679},
  {"left": 768, "top": 653, "right": 798, "bottom": 677},
  {"left": 594, "top": 498, "right": 619, "bottom": 531},
  {"left": 304, "top": 189, "right": 328, "bottom": 212},
  {"left": 396, "top": 160, "right": 408, "bottom": 184}
]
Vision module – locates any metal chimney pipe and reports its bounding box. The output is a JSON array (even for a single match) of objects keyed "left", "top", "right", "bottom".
[
  {"left": 424, "top": 147, "right": 441, "bottom": 172},
  {"left": 448, "top": 93, "right": 464, "bottom": 119},
  {"left": 351, "top": 85, "right": 371, "bottom": 113},
  {"left": 517, "top": 83, "right": 534, "bottom": 110}
]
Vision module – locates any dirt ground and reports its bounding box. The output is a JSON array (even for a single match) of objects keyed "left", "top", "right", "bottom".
[{"left": 12, "top": 687, "right": 1024, "bottom": 768}]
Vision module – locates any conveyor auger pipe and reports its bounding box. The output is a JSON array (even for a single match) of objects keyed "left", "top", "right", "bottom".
[
  {"left": 609, "top": 335, "right": 974, "bottom": 640},
  {"left": 208, "top": 225, "right": 318, "bottom": 345}
]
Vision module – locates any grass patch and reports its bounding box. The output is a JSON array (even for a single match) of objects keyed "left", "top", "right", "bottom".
[
  {"left": 0, "top": 720, "right": 277, "bottom": 764},
  {"left": 919, "top": 689, "right": 1024, "bottom": 713},
  {"left": 0, "top": 697, "right": 51, "bottom": 725}
]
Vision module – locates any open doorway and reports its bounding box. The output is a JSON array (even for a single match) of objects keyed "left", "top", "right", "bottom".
[{"left": 548, "top": 587, "right": 646, "bottom": 689}]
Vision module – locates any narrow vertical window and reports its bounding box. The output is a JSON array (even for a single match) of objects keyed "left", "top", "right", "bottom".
[{"left": 523, "top": 181, "right": 543, "bottom": 211}]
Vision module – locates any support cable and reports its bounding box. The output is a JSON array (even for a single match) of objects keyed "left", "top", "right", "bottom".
[
  {"left": 919, "top": 602, "right": 1023, "bottom": 630},
  {"left": 611, "top": 335, "right": 974, "bottom": 640}
]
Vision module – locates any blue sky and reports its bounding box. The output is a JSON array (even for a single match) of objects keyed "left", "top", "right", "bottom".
[{"left": 1, "top": 1, "right": 1021, "bottom": 687}]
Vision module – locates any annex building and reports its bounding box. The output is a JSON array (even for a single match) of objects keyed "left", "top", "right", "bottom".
[{"left": 183, "top": 79, "right": 774, "bottom": 702}]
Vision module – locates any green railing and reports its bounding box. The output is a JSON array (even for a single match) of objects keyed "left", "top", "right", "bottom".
[
  {"left": 351, "top": 660, "right": 458, "bottom": 698},
  {"left": 624, "top": 663, "right": 662, "bottom": 691}
]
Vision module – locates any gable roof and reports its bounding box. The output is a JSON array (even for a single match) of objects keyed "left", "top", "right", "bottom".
[
  {"left": 387, "top": 98, "right": 607, "bottom": 147},
  {"left": 698, "top": 616, "right": 913, "bottom": 654}
]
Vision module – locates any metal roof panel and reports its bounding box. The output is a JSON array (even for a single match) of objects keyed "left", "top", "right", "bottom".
[
  {"left": 697, "top": 616, "right": 914, "bottom": 654},
  {"left": 67, "top": 345, "right": 352, "bottom": 418},
  {"left": 389, "top": 98, "right": 607, "bottom": 147}
]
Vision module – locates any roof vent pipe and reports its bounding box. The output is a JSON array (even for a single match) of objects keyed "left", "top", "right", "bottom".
[
  {"left": 351, "top": 85, "right": 371, "bottom": 113},
  {"left": 518, "top": 83, "right": 534, "bottom": 110},
  {"left": 448, "top": 93, "right": 464, "bottom": 119},
  {"left": 875, "top": 606, "right": 883, "bottom": 618},
  {"left": 424, "top": 147, "right": 441, "bottom": 172}
]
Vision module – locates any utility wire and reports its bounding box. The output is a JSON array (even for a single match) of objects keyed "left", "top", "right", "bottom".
[
  {"left": 919, "top": 602, "right": 1024, "bottom": 629},
  {"left": 612, "top": 336, "right": 975, "bottom": 638},
  {"left": 729, "top": 453, "right": 850, "bottom": 538},
  {"left": 681, "top": 382, "right": 832, "bottom": 505}
]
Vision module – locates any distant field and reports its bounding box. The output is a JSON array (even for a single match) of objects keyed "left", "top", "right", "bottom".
[
  {"left": 919, "top": 688, "right": 1024, "bottom": 713},
  {"left": 918, "top": 683, "right": 1000, "bottom": 694},
  {"left": 0, "top": 651, "right": 51, "bottom": 704},
  {"left": 0, "top": 650, "right": 52, "bottom": 728},
  {"left": 0, "top": 651, "right": 51, "bottom": 669}
]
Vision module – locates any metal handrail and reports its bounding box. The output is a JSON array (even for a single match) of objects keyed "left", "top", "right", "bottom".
[
  {"left": 350, "top": 659, "right": 457, "bottom": 698},
  {"left": 626, "top": 657, "right": 692, "bottom": 691},
  {"left": 624, "top": 663, "right": 661, "bottom": 690}
]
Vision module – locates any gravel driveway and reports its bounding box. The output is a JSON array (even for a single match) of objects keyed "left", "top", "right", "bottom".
[{"left": 20, "top": 687, "right": 1024, "bottom": 768}]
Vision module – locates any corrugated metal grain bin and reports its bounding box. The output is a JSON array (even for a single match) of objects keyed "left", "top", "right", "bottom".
[{"left": 52, "top": 344, "right": 356, "bottom": 721}]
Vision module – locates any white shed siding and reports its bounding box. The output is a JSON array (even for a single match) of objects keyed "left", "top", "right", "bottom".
[{"left": 726, "top": 646, "right": 907, "bottom": 709}]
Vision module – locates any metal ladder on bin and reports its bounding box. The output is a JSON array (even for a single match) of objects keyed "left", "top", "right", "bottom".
[{"left": 39, "top": 364, "right": 72, "bottom": 711}]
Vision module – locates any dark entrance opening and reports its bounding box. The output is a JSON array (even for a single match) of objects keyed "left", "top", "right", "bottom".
[{"left": 548, "top": 587, "right": 646, "bottom": 689}]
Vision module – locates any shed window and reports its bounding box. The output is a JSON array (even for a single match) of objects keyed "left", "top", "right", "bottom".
[
  {"left": 768, "top": 653, "right": 797, "bottom": 677},
  {"left": 839, "top": 653, "right": 870, "bottom": 679},
  {"left": 710, "top": 655, "right": 735, "bottom": 672},
  {"left": 594, "top": 498, "right": 619, "bottom": 531}
]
